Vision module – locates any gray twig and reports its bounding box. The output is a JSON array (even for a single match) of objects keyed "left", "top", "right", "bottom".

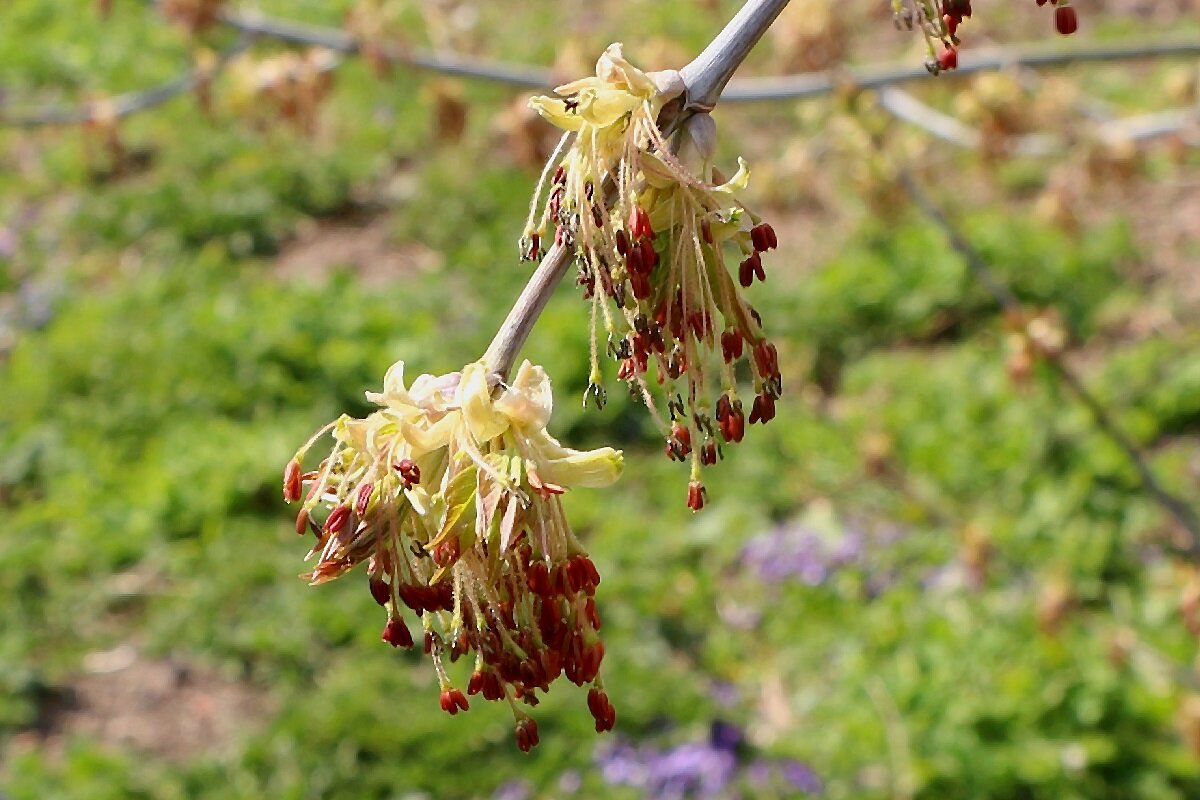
[{"left": 899, "top": 171, "right": 1200, "bottom": 555}]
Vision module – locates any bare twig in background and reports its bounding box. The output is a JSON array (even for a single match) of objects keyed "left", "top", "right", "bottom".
[
  {"left": 3, "top": 6, "right": 1198, "bottom": 132},
  {"left": 0, "top": 34, "right": 254, "bottom": 127},
  {"left": 899, "top": 171, "right": 1200, "bottom": 555}
]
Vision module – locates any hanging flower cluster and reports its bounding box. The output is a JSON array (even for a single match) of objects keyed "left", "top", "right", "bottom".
[
  {"left": 521, "top": 43, "right": 783, "bottom": 511},
  {"left": 891, "top": 1, "right": 1078, "bottom": 74},
  {"left": 283, "top": 359, "right": 623, "bottom": 749}
]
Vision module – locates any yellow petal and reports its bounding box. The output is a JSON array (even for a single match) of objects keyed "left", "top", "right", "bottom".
[
  {"left": 576, "top": 86, "right": 641, "bottom": 128},
  {"left": 458, "top": 362, "right": 509, "bottom": 443},
  {"left": 528, "top": 95, "right": 584, "bottom": 132},
  {"left": 495, "top": 360, "right": 553, "bottom": 429}
]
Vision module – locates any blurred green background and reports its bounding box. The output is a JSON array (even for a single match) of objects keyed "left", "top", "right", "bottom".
[{"left": 2, "top": 1, "right": 1200, "bottom": 798}]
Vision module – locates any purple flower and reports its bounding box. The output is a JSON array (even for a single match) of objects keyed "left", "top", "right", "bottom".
[{"left": 491, "top": 779, "right": 532, "bottom": 800}]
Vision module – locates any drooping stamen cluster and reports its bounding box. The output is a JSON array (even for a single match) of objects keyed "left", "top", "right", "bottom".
[
  {"left": 892, "top": 0, "right": 1078, "bottom": 74},
  {"left": 524, "top": 44, "right": 783, "bottom": 510},
  {"left": 283, "top": 360, "right": 623, "bottom": 750}
]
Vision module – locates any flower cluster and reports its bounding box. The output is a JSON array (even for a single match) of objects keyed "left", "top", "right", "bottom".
[
  {"left": 522, "top": 44, "right": 783, "bottom": 510},
  {"left": 283, "top": 359, "right": 623, "bottom": 749},
  {"left": 891, "top": 1, "right": 1078, "bottom": 75}
]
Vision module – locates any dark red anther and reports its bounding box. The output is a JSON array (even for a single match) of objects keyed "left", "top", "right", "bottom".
[
  {"left": 639, "top": 238, "right": 658, "bottom": 270},
  {"left": 283, "top": 459, "right": 302, "bottom": 503},
  {"left": 687, "top": 481, "right": 706, "bottom": 511},
  {"left": 615, "top": 228, "right": 629, "bottom": 256},
  {"left": 553, "top": 165, "right": 565, "bottom": 184},
  {"left": 468, "top": 670, "right": 486, "bottom": 696},
  {"left": 382, "top": 617, "right": 413, "bottom": 648},
  {"left": 439, "top": 688, "right": 469, "bottom": 715},
  {"left": 588, "top": 688, "right": 616, "bottom": 732},
  {"left": 701, "top": 218, "right": 713, "bottom": 244},
  {"left": 630, "top": 271, "right": 651, "bottom": 301},
  {"left": 395, "top": 458, "right": 421, "bottom": 486},
  {"left": 720, "top": 329, "right": 743, "bottom": 362},
  {"left": 1055, "top": 5, "right": 1077, "bottom": 34},
  {"left": 617, "top": 358, "right": 635, "bottom": 380},
  {"left": 625, "top": 242, "right": 644, "bottom": 275},
  {"left": 943, "top": 13, "right": 959, "bottom": 36},
  {"left": 424, "top": 631, "right": 434, "bottom": 654},
  {"left": 369, "top": 576, "right": 391, "bottom": 606},
  {"left": 433, "top": 580, "right": 456, "bottom": 611},
  {"left": 753, "top": 341, "right": 779, "bottom": 377},
  {"left": 739, "top": 252, "right": 760, "bottom": 287},
  {"left": 528, "top": 560, "right": 551, "bottom": 596},
  {"left": 323, "top": 505, "right": 350, "bottom": 535},
  {"left": 294, "top": 507, "right": 310, "bottom": 535},
  {"left": 748, "top": 393, "right": 776, "bottom": 425},
  {"left": 753, "top": 256, "right": 766, "bottom": 283},
  {"left": 672, "top": 423, "right": 692, "bottom": 453},
  {"left": 701, "top": 441, "right": 718, "bottom": 466},
  {"left": 529, "top": 232, "right": 540, "bottom": 259},
  {"left": 585, "top": 596, "right": 602, "bottom": 630},
  {"left": 515, "top": 718, "right": 540, "bottom": 752},
  {"left": 355, "top": 482, "right": 374, "bottom": 516}
]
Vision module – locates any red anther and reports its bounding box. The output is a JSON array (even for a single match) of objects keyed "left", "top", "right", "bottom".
[
  {"left": 382, "top": 617, "right": 413, "bottom": 648},
  {"left": 591, "top": 204, "right": 604, "bottom": 228},
  {"left": 739, "top": 259, "right": 753, "bottom": 288},
  {"left": 528, "top": 560, "right": 551, "bottom": 596},
  {"left": 687, "top": 481, "right": 707, "bottom": 511},
  {"left": 701, "top": 218, "right": 713, "bottom": 244},
  {"left": 639, "top": 238, "right": 658, "bottom": 270},
  {"left": 585, "top": 596, "right": 602, "bottom": 629},
  {"left": 1054, "top": 5, "right": 1077, "bottom": 34},
  {"left": 615, "top": 228, "right": 629, "bottom": 256},
  {"left": 397, "top": 583, "right": 424, "bottom": 612},
  {"left": 579, "top": 556, "right": 601, "bottom": 589},
  {"left": 554, "top": 224, "right": 564, "bottom": 246},
  {"left": 369, "top": 576, "right": 391, "bottom": 607},
  {"left": 553, "top": 165, "right": 565, "bottom": 184},
  {"left": 617, "top": 358, "right": 635, "bottom": 380},
  {"left": 720, "top": 329, "right": 743, "bottom": 363},
  {"left": 701, "top": 441, "right": 718, "bottom": 466},
  {"left": 394, "top": 458, "right": 421, "bottom": 486},
  {"left": 938, "top": 45, "right": 958, "bottom": 71},
  {"left": 748, "top": 393, "right": 777, "bottom": 425},
  {"left": 943, "top": 13, "right": 959, "bottom": 35},
  {"left": 629, "top": 205, "right": 652, "bottom": 240},
  {"left": 601, "top": 703, "right": 617, "bottom": 733},
  {"left": 739, "top": 252, "right": 760, "bottom": 287},
  {"left": 323, "top": 505, "right": 350, "bottom": 535},
  {"left": 355, "top": 482, "right": 374, "bottom": 516},
  {"left": 433, "top": 580, "right": 456, "bottom": 611},
  {"left": 751, "top": 223, "right": 778, "bottom": 252},
  {"left": 630, "top": 271, "right": 652, "bottom": 301},
  {"left": 294, "top": 507, "right": 310, "bottom": 535},
  {"left": 753, "top": 341, "right": 779, "bottom": 377},
  {"left": 587, "top": 687, "right": 607, "bottom": 720},
  {"left": 440, "top": 688, "right": 469, "bottom": 715},
  {"left": 672, "top": 423, "right": 692, "bottom": 452},
  {"left": 529, "top": 232, "right": 541, "bottom": 259},
  {"left": 432, "top": 536, "right": 460, "bottom": 568},
  {"left": 283, "top": 459, "right": 302, "bottom": 502},
  {"left": 626, "top": 242, "right": 644, "bottom": 275},
  {"left": 468, "top": 671, "right": 486, "bottom": 696},
  {"left": 515, "top": 718, "right": 540, "bottom": 752},
  {"left": 717, "top": 395, "right": 745, "bottom": 443},
  {"left": 485, "top": 672, "right": 505, "bottom": 701},
  {"left": 423, "top": 631, "right": 434, "bottom": 654},
  {"left": 753, "top": 256, "right": 766, "bottom": 283}
]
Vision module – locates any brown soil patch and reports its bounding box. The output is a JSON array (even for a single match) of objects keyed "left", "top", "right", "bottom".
[
  {"left": 275, "top": 214, "right": 443, "bottom": 286},
  {"left": 17, "top": 646, "right": 270, "bottom": 763}
]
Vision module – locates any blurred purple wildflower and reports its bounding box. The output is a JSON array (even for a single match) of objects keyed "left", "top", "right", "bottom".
[
  {"left": 740, "top": 512, "right": 905, "bottom": 590},
  {"left": 491, "top": 779, "right": 533, "bottom": 800},
  {"left": 596, "top": 721, "right": 821, "bottom": 798}
]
